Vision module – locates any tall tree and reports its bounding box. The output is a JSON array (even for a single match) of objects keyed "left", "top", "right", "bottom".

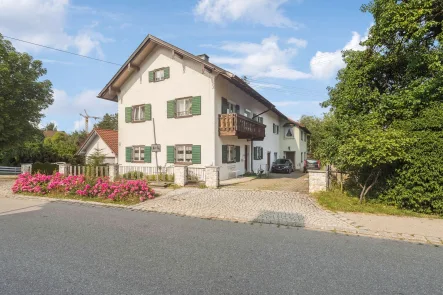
[
  {"left": 0, "top": 34, "right": 53, "bottom": 149},
  {"left": 44, "top": 122, "right": 57, "bottom": 131},
  {"left": 323, "top": 0, "right": 443, "bottom": 206},
  {"left": 94, "top": 113, "right": 118, "bottom": 130}
]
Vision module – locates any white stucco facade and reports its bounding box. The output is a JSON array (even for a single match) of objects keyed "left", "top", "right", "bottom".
[
  {"left": 83, "top": 135, "right": 117, "bottom": 165},
  {"left": 107, "top": 39, "right": 309, "bottom": 180}
]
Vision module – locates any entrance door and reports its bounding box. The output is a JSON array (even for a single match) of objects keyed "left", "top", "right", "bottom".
[
  {"left": 267, "top": 151, "right": 271, "bottom": 171},
  {"left": 285, "top": 151, "right": 296, "bottom": 168},
  {"left": 244, "top": 145, "right": 248, "bottom": 171}
]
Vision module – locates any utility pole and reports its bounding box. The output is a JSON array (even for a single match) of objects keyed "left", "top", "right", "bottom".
[{"left": 80, "top": 109, "right": 100, "bottom": 133}]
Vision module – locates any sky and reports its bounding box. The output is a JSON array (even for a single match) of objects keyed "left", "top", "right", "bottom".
[{"left": 0, "top": 0, "right": 373, "bottom": 132}]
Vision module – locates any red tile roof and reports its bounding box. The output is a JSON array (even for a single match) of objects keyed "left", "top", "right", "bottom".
[{"left": 95, "top": 129, "right": 118, "bottom": 155}]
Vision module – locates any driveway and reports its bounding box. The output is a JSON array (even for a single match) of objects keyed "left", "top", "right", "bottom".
[{"left": 223, "top": 171, "right": 309, "bottom": 193}]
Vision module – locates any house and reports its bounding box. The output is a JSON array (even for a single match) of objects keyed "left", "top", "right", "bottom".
[
  {"left": 97, "top": 35, "right": 309, "bottom": 180},
  {"left": 280, "top": 119, "right": 311, "bottom": 171},
  {"left": 76, "top": 129, "right": 118, "bottom": 164}
]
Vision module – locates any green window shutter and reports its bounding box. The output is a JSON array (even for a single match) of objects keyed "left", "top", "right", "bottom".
[
  {"left": 167, "top": 100, "right": 176, "bottom": 118},
  {"left": 222, "top": 145, "right": 228, "bottom": 163},
  {"left": 253, "top": 114, "right": 257, "bottom": 121},
  {"left": 144, "top": 104, "right": 152, "bottom": 121},
  {"left": 253, "top": 147, "right": 257, "bottom": 160},
  {"left": 273, "top": 123, "right": 275, "bottom": 133},
  {"left": 144, "top": 146, "right": 152, "bottom": 163},
  {"left": 125, "top": 107, "right": 132, "bottom": 123},
  {"left": 167, "top": 146, "right": 175, "bottom": 163},
  {"left": 260, "top": 147, "right": 264, "bottom": 160},
  {"left": 125, "top": 147, "right": 133, "bottom": 162},
  {"left": 192, "top": 145, "right": 201, "bottom": 164},
  {"left": 235, "top": 105, "right": 240, "bottom": 114},
  {"left": 221, "top": 98, "right": 228, "bottom": 114},
  {"left": 235, "top": 146, "right": 241, "bottom": 162},
  {"left": 191, "top": 96, "right": 201, "bottom": 116},
  {"left": 164, "top": 67, "right": 170, "bottom": 79},
  {"left": 149, "top": 71, "right": 154, "bottom": 82}
]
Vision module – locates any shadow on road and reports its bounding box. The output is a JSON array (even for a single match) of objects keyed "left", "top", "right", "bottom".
[{"left": 252, "top": 210, "right": 305, "bottom": 227}]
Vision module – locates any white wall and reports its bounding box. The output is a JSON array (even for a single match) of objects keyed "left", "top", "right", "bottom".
[
  {"left": 84, "top": 135, "right": 116, "bottom": 164},
  {"left": 214, "top": 76, "right": 281, "bottom": 180},
  {"left": 279, "top": 123, "right": 308, "bottom": 170},
  {"left": 117, "top": 46, "right": 215, "bottom": 168}
]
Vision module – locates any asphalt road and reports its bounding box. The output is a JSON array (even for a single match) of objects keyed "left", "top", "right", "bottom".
[{"left": 1, "top": 200, "right": 442, "bottom": 295}]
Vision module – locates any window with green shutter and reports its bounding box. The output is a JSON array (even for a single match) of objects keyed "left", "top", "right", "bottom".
[
  {"left": 167, "top": 100, "right": 176, "bottom": 118},
  {"left": 144, "top": 104, "right": 152, "bottom": 121},
  {"left": 192, "top": 145, "right": 201, "bottom": 164},
  {"left": 149, "top": 67, "right": 170, "bottom": 82},
  {"left": 125, "top": 107, "right": 132, "bottom": 123},
  {"left": 191, "top": 96, "right": 201, "bottom": 116},
  {"left": 235, "top": 146, "right": 240, "bottom": 162},
  {"left": 167, "top": 146, "right": 175, "bottom": 163},
  {"left": 222, "top": 145, "right": 228, "bottom": 163},
  {"left": 164, "top": 67, "right": 170, "bottom": 79},
  {"left": 144, "top": 146, "right": 152, "bottom": 163},
  {"left": 125, "top": 147, "right": 133, "bottom": 162},
  {"left": 149, "top": 71, "right": 154, "bottom": 82}
]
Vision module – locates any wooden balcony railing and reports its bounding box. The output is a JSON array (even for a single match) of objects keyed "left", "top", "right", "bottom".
[{"left": 219, "top": 113, "right": 266, "bottom": 141}]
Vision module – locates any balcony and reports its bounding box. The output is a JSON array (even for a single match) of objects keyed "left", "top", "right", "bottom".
[{"left": 219, "top": 113, "right": 266, "bottom": 141}]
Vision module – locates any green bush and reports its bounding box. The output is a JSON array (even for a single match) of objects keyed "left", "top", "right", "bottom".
[
  {"left": 122, "top": 171, "right": 144, "bottom": 179},
  {"left": 32, "top": 162, "right": 59, "bottom": 175}
]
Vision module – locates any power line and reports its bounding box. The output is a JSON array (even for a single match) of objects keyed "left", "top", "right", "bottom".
[{"left": 3, "top": 35, "right": 122, "bottom": 66}]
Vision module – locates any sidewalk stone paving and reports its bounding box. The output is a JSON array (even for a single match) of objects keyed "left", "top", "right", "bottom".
[{"left": 1, "top": 179, "right": 442, "bottom": 245}]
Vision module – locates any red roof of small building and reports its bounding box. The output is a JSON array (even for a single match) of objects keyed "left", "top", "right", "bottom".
[{"left": 76, "top": 129, "right": 118, "bottom": 155}]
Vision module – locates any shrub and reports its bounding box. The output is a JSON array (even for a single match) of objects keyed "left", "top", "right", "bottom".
[
  {"left": 12, "top": 172, "right": 155, "bottom": 203},
  {"left": 32, "top": 162, "right": 59, "bottom": 175},
  {"left": 122, "top": 171, "right": 144, "bottom": 180}
]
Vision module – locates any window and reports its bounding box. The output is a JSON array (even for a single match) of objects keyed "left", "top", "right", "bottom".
[
  {"left": 227, "top": 101, "right": 236, "bottom": 114},
  {"left": 285, "top": 127, "right": 294, "bottom": 138},
  {"left": 274, "top": 152, "right": 278, "bottom": 162},
  {"left": 244, "top": 109, "right": 251, "bottom": 118},
  {"left": 132, "top": 105, "right": 145, "bottom": 122},
  {"left": 273, "top": 124, "right": 280, "bottom": 134},
  {"left": 227, "top": 145, "right": 236, "bottom": 163},
  {"left": 254, "top": 116, "right": 263, "bottom": 123},
  {"left": 254, "top": 146, "right": 263, "bottom": 160},
  {"left": 176, "top": 97, "right": 193, "bottom": 117},
  {"left": 175, "top": 145, "right": 192, "bottom": 163},
  {"left": 133, "top": 146, "right": 145, "bottom": 162},
  {"left": 154, "top": 68, "right": 165, "bottom": 81}
]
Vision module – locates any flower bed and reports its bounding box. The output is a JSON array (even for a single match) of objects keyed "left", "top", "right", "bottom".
[{"left": 12, "top": 173, "right": 155, "bottom": 203}]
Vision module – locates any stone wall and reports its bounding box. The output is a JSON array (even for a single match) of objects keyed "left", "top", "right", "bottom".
[
  {"left": 308, "top": 170, "right": 327, "bottom": 193},
  {"left": 205, "top": 166, "right": 220, "bottom": 188},
  {"left": 174, "top": 165, "right": 187, "bottom": 186}
]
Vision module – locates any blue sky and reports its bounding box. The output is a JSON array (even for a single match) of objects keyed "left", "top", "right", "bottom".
[{"left": 0, "top": 0, "right": 373, "bottom": 132}]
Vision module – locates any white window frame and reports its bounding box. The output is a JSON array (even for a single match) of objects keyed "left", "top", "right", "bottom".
[
  {"left": 226, "top": 100, "right": 236, "bottom": 114},
  {"left": 244, "top": 109, "right": 251, "bottom": 118},
  {"left": 227, "top": 145, "right": 236, "bottom": 163},
  {"left": 154, "top": 68, "right": 165, "bottom": 82},
  {"left": 132, "top": 146, "right": 145, "bottom": 162},
  {"left": 175, "top": 144, "right": 192, "bottom": 163},
  {"left": 132, "top": 105, "right": 145, "bottom": 122},
  {"left": 176, "top": 97, "right": 193, "bottom": 117}
]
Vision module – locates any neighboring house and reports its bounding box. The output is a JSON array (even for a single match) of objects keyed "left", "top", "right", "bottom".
[
  {"left": 76, "top": 129, "right": 118, "bottom": 164},
  {"left": 97, "top": 35, "right": 308, "bottom": 180},
  {"left": 280, "top": 119, "right": 311, "bottom": 171}
]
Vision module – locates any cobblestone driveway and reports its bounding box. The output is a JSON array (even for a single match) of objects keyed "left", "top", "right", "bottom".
[
  {"left": 134, "top": 188, "right": 355, "bottom": 231},
  {"left": 224, "top": 172, "right": 309, "bottom": 193}
]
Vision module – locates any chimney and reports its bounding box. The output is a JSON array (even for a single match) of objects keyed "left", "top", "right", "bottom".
[{"left": 197, "top": 54, "right": 209, "bottom": 62}]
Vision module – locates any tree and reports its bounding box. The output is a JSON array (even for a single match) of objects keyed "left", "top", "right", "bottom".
[
  {"left": 87, "top": 148, "right": 106, "bottom": 166},
  {"left": 44, "top": 122, "right": 57, "bottom": 131},
  {"left": 0, "top": 34, "right": 53, "bottom": 149},
  {"left": 43, "top": 132, "right": 77, "bottom": 162},
  {"left": 322, "top": 0, "right": 443, "bottom": 207},
  {"left": 94, "top": 113, "right": 118, "bottom": 130}
]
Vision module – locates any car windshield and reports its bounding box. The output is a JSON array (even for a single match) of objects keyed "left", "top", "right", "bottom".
[{"left": 275, "top": 159, "right": 287, "bottom": 164}]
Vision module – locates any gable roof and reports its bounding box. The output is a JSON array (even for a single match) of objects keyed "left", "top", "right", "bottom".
[
  {"left": 97, "top": 34, "right": 287, "bottom": 120},
  {"left": 76, "top": 129, "right": 118, "bottom": 156},
  {"left": 285, "top": 118, "right": 311, "bottom": 134}
]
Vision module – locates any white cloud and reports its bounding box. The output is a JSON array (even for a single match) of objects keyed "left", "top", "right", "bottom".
[
  {"left": 287, "top": 37, "right": 307, "bottom": 48},
  {"left": 44, "top": 89, "right": 117, "bottom": 131},
  {"left": 194, "top": 0, "right": 300, "bottom": 29},
  {"left": 309, "top": 31, "right": 367, "bottom": 79},
  {"left": 73, "top": 119, "right": 85, "bottom": 131},
  {"left": 0, "top": 0, "right": 111, "bottom": 57},
  {"left": 211, "top": 35, "right": 311, "bottom": 80},
  {"left": 250, "top": 82, "right": 282, "bottom": 90}
]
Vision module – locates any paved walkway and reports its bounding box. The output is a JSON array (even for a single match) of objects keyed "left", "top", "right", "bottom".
[{"left": 224, "top": 172, "right": 309, "bottom": 193}]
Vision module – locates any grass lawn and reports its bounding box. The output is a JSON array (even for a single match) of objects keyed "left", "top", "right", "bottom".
[{"left": 314, "top": 190, "right": 442, "bottom": 219}]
